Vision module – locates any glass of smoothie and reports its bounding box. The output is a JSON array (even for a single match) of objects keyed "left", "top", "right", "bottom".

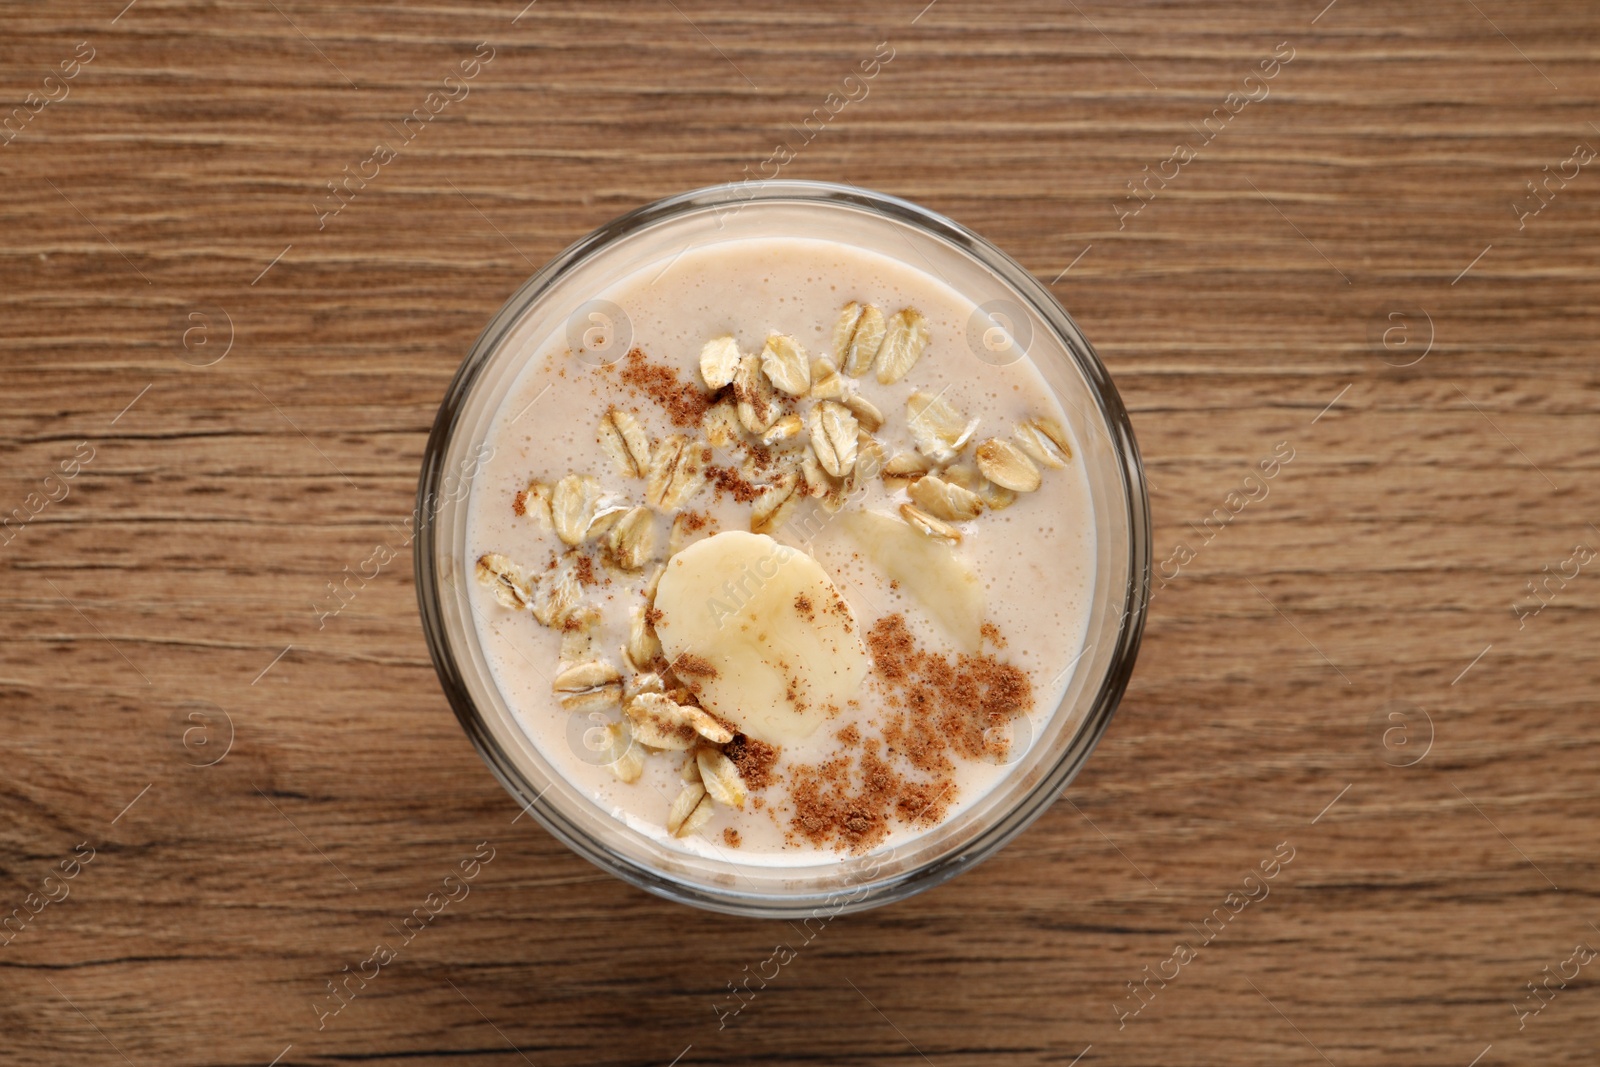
[{"left": 416, "top": 181, "right": 1150, "bottom": 916}]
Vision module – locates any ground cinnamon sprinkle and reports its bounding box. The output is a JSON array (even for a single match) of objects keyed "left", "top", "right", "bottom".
[
  {"left": 783, "top": 614, "right": 1032, "bottom": 852},
  {"left": 895, "top": 780, "right": 951, "bottom": 827},
  {"left": 724, "top": 733, "right": 778, "bottom": 791},
  {"left": 619, "top": 347, "right": 710, "bottom": 427},
  {"left": 674, "top": 654, "right": 717, "bottom": 679},
  {"left": 868, "top": 613, "right": 1032, "bottom": 764},
  {"left": 704, "top": 463, "right": 762, "bottom": 503},
  {"left": 573, "top": 555, "right": 599, "bottom": 587},
  {"left": 827, "top": 594, "right": 854, "bottom": 634},
  {"left": 789, "top": 746, "right": 905, "bottom": 852},
  {"left": 722, "top": 828, "right": 742, "bottom": 848}
]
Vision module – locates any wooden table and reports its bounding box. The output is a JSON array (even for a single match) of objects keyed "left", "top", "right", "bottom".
[{"left": 4, "top": 2, "right": 1597, "bottom": 1063}]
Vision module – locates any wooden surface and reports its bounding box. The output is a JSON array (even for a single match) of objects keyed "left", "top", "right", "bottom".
[{"left": 3, "top": 1, "right": 1599, "bottom": 1064}]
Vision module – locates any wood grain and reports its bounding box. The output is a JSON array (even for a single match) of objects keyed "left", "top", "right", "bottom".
[{"left": 3, "top": 1, "right": 1599, "bottom": 1064}]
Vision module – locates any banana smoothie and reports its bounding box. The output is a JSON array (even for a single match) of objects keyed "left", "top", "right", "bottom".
[{"left": 467, "top": 236, "right": 1095, "bottom": 862}]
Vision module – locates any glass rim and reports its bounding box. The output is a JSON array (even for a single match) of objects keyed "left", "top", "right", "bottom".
[{"left": 415, "top": 179, "right": 1152, "bottom": 917}]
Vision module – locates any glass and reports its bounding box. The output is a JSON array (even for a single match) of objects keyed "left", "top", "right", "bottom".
[{"left": 415, "top": 180, "right": 1150, "bottom": 917}]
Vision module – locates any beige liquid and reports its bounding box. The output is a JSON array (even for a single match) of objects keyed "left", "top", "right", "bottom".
[{"left": 466, "top": 237, "right": 1095, "bottom": 863}]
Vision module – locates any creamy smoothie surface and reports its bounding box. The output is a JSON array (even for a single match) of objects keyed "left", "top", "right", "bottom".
[{"left": 467, "top": 237, "right": 1095, "bottom": 862}]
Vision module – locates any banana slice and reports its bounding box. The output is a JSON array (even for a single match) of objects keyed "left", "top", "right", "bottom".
[
  {"left": 839, "top": 510, "right": 985, "bottom": 651},
  {"left": 652, "top": 531, "right": 868, "bottom": 745}
]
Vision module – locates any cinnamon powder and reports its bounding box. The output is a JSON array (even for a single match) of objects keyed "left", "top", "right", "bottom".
[
  {"left": 619, "top": 348, "right": 709, "bottom": 427},
  {"left": 869, "top": 613, "right": 1031, "bottom": 764},
  {"left": 674, "top": 653, "right": 718, "bottom": 679},
  {"left": 724, "top": 733, "right": 778, "bottom": 791},
  {"left": 704, "top": 463, "right": 763, "bottom": 503},
  {"left": 783, "top": 613, "right": 1032, "bottom": 853}
]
